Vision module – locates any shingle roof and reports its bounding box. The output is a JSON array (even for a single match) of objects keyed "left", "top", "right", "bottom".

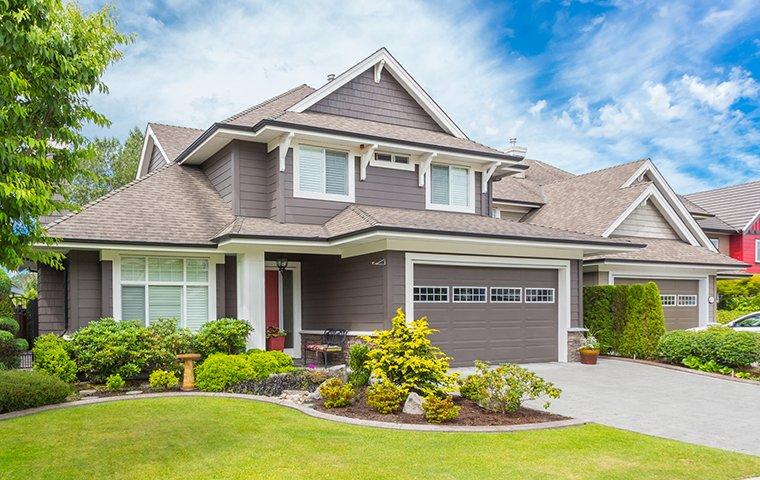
[
  {"left": 492, "top": 159, "right": 576, "bottom": 204},
  {"left": 685, "top": 180, "right": 760, "bottom": 231},
  {"left": 47, "top": 164, "right": 233, "bottom": 246},
  {"left": 149, "top": 123, "right": 204, "bottom": 162},
  {"left": 678, "top": 195, "right": 711, "bottom": 216},
  {"left": 223, "top": 84, "right": 316, "bottom": 126},
  {"left": 585, "top": 237, "right": 747, "bottom": 268},
  {"left": 696, "top": 215, "right": 739, "bottom": 233}
]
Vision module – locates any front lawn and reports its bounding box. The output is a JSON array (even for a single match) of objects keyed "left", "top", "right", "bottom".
[{"left": 0, "top": 398, "right": 758, "bottom": 479}]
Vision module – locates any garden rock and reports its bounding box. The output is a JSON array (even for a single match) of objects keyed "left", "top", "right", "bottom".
[
  {"left": 327, "top": 364, "right": 347, "bottom": 380},
  {"left": 78, "top": 389, "right": 98, "bottom": 396},
  {"left": 125, "top": 390, "right": 143, "bottom": 396},
  {"left": 402, "top": 392, "right": 424, "bottom": 415},
  {"left": 306, "top": 389, "right": 321, "bottom": 402},
  {"left": 280, "top": 390, "right": 310, "bottom": 404}
]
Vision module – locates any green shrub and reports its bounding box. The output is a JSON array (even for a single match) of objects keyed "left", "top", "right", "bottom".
[
  {"left": 0, "top": 271, "right": 13, "bottom": 318},
  {"left": 0, "top": 370, "right": 71, "bottom": 413},
  {"left": 0, "top": 316, "right": 19, "bottom": 333},
  {"left": 0, "top": 316, "right": 27, "bottom": 370},
  {"left": 458, "top": 374, "right": 481, "bottom": 401},
  {"left": 362, "top": 308, "right": 458, "bottom": 396},
  {"left": 319, "top": 377, "right": 354, "bottom": 408},
  {"left": 618, "top": 283, "right": 665, "bottom": 359},
  {"left": 149, "top": 369, "right": 179, "bottom": 390},
  {"left": 305, "top": 368, "right": 331, "bottom": 385},
  {"left": 461, "top": 361, "right": 561, "bottom": 413},
  {"left": 148, "top": 318, "right": 195, "bottom": 373},
  {"left": 583, "top": 286, "right": 621, "bottom": 353},
  {"left": 347, "top": 343, "right": 371, "bottom": 388},
  {"left": 717, "top": 276, "right": 760, "bottom": 309},
  {"left": 367, "top": 380, "right": 407, "bottom": 414},
  {"left": 194, "top": 318, "right": 252, "bottom": 358},
  {"left": 658, "top": 327, "right": 759, "bottom": 368},
  {"left": 195, "top": 351, "right": 293, "bottom": 392},
  {"left": 32, "top": 334, "right": 77, "bottom": 383},
  {"left": 105, "top": 374, "right": 126, "bottom": 391},
  {"left": 656, "top": 330, "right": 696, "bottom": 364},
  {"left": 422, "top": 395, "right": 460, "bottom": 423},
  {"left": 717, "top": 309, "right": 753, "bottom": 324},
  {"left": 247, "top": 349, "right": 294, "bottom": 378}
]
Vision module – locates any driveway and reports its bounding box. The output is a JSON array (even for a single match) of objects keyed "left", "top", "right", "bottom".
[{"left": 455, "top": 358, "right": 760, "bottom": 456}]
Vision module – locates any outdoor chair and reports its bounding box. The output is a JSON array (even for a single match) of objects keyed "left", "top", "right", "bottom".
[{"left": 303, "top": 329, "right": 348, "bottom": 366}]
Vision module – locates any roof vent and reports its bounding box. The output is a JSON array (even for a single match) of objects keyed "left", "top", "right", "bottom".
[
  {"left": 327, "top": 73, "right": 336, "bottom": 82},
  {"left": 509, "top": 137, "right": 517, "bottom": 146}
]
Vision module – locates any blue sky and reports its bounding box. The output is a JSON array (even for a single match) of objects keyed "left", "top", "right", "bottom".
[{"left": 83, "top": 0, "right": 760, "bottom": 193}]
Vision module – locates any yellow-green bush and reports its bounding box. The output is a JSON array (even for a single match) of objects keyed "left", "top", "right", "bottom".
[
  {"left": 422, "top": 395, "right": 459, "bottom": 423},
  {"left": 319, "top": 378, "right": 354, "bottom": 408},
  {"left": 149, "top": 369, "right": 179, "bottom": 390},
  {"left": 367, "top": 380, "right": 407, "bottom": 414},
  {"left": 32, "top": 334, "right": 77, "bottom": 383}
]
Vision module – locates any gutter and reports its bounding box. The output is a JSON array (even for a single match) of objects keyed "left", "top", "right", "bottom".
[{"left": 583, "top": 258, "right": 751, "bottom": 269}]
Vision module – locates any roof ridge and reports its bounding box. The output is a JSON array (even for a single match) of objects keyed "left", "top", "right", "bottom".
[
  {"left": 550, "top": 158, "right": 648, "bottom": 185},
  {"left": 149, "top": 122, "right": 204, "bottom": 132},
  {"left": 222, "top": 84, "right": 313, "bottom": 123},
  {"left": 686, "top": 178, "right": 760, "bottom": 197},
  {"left": 46, "top": 163, "right": 176, "bottom": 228},
  {"left": 348, "top": 204, "right": 380, "bottom": 226}
]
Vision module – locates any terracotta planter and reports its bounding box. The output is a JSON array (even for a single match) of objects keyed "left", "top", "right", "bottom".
[
  {"left": 579, "top": 349, "right": 599, "bottom": 365},
  {"left": 267, "top": 336, "right": 286, "bottom": 351}
]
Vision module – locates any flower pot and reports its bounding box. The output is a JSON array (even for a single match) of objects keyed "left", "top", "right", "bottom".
[
  {"left": 579, "top": 349, "right": 599, "bottom": 365},
  {"left": 267, "top": 336, "right": 286, "bottom": 351}
]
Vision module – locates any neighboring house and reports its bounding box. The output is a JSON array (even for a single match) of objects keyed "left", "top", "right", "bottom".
[
  {"left": 685, "top": 181, "right": 760, "bottom": 275},
  {"left": 491, "top": 159, "right": 746, "bottom": 330}
]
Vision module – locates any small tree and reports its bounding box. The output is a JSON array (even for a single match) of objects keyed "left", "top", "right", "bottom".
[{"left": 618, "top": 283, "right": 664, "bottom": 359}]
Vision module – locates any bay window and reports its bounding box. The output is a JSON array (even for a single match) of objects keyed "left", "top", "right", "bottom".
[
  {"left": 427, "top": 163, "right": 473, "bottom": 212},
  {"left": 120, "top": 256, "right": 210, "bottom": 331},
  {"left": 294, "top": 145, "right": 354, "bottom": 202}
]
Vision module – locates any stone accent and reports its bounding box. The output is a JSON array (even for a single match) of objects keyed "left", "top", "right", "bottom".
[
  {"left": 567, "top": 329, "right": 588, "bottom": 362},
  {"left": 402, "top": 392, "right": 424, "bottom": 415},
  {"left": 300, "top": 333, "right": 366, "bottom": 366}
]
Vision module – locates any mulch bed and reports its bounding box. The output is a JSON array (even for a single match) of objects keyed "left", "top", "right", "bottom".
[{"left": 313, "top": 391, "right": 567, "bottom": 426}]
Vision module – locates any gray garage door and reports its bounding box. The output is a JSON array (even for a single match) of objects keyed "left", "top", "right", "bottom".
[
  {"left": 413, "top": 265, "right": 559, "bottom": 366},
  {"left": 614, "top": 278, "right": 699, "bottom": 330}
]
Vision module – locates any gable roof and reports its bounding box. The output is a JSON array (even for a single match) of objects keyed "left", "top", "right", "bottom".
[
  {"left": 492, "top": 159, "right": 575, "bottom": 205},
  {"left": 685, "top": 180, "right": 760, "bottom": 232},
  {"left": 149, "top": 123, "right": 204, "bottom": 162},
  {"left": 223, "top": 84, "right": 316, "bottom": 126},
  {"left": 585, "top": 237, "right": 747, "bottom": 268}
]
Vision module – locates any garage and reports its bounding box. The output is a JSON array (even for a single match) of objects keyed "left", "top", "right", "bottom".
[
  {"left": 613, "top": 277, "right": 699, "bottom": 330},
  {"left": 412, "top": 264, "right": 559, "bottom": 366}
]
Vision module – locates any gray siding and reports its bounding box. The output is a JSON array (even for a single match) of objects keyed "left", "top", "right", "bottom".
[
  {"left": 202, "top": 145, "right": 234, "bottom": 205},
  {"left": 224, "top": 256, "right": 237, "bottom": 318},
  {"left": 307, "top": 68, "right": 444, "bottom": 132},
  {"left": 66, "top": 250, "right": 102, "bottom": 331},
  {"left": 37, "top": 264, "right": 66, "bottom": 335},
  {"left": 215, "top": 263, "right": 225, "bottom": 319},
  {"left": 709, "top": 274, "right": 717, "bottom": 324},
  {"left": 611, "top": 202, "right": 680, "bottom": 240},
  {"left": 101, "top": 260, "right": 113, "bottom": 318},
  {"left": 237, "top": 141, "right": 272, "bottom": 217},
  {"left": 356, "top": 164, "right": 424, "bottom": 209},
  {"left": 571, "top": 260, "right": 582, "bottom": 328},
  {"left": 148, "top": 144, "right": 167, "bottom": 173},
  {"left": 385, "top": 251, "right": 406, "bottom": 321}
]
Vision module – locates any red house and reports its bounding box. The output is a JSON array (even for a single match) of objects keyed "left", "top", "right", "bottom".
[{"left": 686, "top": 181, "right": 760, "bottom": 274}]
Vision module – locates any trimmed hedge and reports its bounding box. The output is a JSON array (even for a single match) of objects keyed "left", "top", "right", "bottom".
[
  {"left": 0, "top": 370, "right": 72, "bottom": 413},
  {"left": 584, "top": 282, "right": 665, "bottom": 359},
  {"left": 195, "top": 351, "right": 295, "bottom": 392},
  {"left": 657, "top": 328, "right": 760, "bottom": 368},
  {"left": 32, "top": 334, "right": 77, "bottom": 383}
]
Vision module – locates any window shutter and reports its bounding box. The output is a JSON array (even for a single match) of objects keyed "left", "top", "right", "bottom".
[
  {"left": 450, "top": 166, "right": 469, "bottom": 206},
  {"left": 325, "top": 150, "right": 348, "bottom": 195},
  {"left": 148, "top": 285, "right": 182, "bottom": 325},
  {"left": 431, "top": 164, "right": 450, "bottom": 205},
  {"left": 121, "top": 286, "right": 145, "bottom": 322},
  {"left": 298, "top": 146, "right": 325, "bottom": 193},
  {"left": 185, "top": 286, "right": 209, "bottom": 331}
]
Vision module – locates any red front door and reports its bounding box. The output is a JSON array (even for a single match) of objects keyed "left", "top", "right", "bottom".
[{"left": 265, "top": 271, "right": 279, "bottom": 332}]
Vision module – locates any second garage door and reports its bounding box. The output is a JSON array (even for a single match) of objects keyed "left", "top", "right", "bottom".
[
  {"left": 413, "top": 264, "right": 559, "bottom": 366},
  {"left": 614, "top": 277, "right": 699, "bottom": 330}
]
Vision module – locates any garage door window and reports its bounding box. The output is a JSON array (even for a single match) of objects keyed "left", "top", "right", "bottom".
[
  {"left": 660, "top": 294, "right": 676, "bottom": 306},
  {"left": 525, "top": 288, "right": 555, "bottom": 303},
  {"left": 452, "top": 287, "right": 487, "bottom": 303},
  {"left": 677, "top": 295, "right": 697, "bottom": 307},
  {"left": 490, "top": 287, "right": 522, "bottom": 303},
  {"left": 413, "top": 286, "right": 449, "bottom": 303}
]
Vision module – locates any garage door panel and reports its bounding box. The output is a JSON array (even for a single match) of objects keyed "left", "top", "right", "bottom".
[{"left": 614, "top": 277, "right": 699, "bottom": 330}]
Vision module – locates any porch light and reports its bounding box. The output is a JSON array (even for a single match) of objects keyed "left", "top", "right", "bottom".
[{"left": 276, "top": 257, "right": 289, "bottom": 274}]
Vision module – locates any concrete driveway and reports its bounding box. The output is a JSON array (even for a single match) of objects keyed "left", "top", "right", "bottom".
[{"left": 456, "top": 358, "right": 760, "bottom": 456}]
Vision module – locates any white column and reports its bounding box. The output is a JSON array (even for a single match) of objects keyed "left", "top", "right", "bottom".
[
  {"left": 237, "top": 250, "right": 266, "bottom": 350},
  {"left": 698, "top": 277, "right": 709, "bottom": 327}
]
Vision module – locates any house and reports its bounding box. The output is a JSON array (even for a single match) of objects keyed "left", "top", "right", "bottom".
[
  {"left": 684, "top": 181, "right": 760, "bottom": 275},
  {"left": 36, "top": 48, "right": 739, "bottom": 366},
  {"left": 491, "top": 159, "right": 747, "bottom": 330}
]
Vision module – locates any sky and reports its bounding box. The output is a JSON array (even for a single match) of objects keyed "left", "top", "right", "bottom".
[{"left": 82, "top": 0, "right": 760, "bottom": 193}]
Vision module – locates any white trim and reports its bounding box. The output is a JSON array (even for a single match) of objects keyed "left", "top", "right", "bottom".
[
  {"left": 489, "top": 287, "right": 522, "bottom": 303},
  {"left": 418, "top": 152, "right": 436, "bottom": 187},
  {"left": 359, "top": 144, "right": 378, "bottom": 180},
  {"left": 292, "top": 143, "right": 356, "bottom": 203},
  {"left": 374, "top": 59, "right": 385, "bottom": 83},
  {"left": 425, "top": 162, "right": 476, "bottom": 214},
  {"left": 135, "top": 125, "right": 170, "bottom": 179},
  {"left": 412, "top": 286, "right": 450, "bottom": 303},
  {"left": 404, "top": 253, "right": 572, "bottom": 362},
  {"left": 266, "top": 132, "right": 294, "bottom": 172},
  {"left": 451, "top": 286, "right": 488, "bottom": 303},
  {"left": 742, "top": 209, "right": 760, "bottom": 233},
  {"left": 660, "top": 294, "right": 677, "bottom": 306},
  {"left": 524, "top": 288, "right": 556, "bottom": 304},
  {"left": 368, "top": 151, "right": 416, "bottom": 172},
  {"left": 265, "top": 261, "right": 302, "bottom": 357},
  {"left": 238, "top": 250, "right": 266, "bottom": 350},
  {"left": 756, "top": 239, "right": 760, "bottom": 263},
  {"left": 677, "top": 294, "right": 698, "bottom": 307},
  {"left": 481, "top": 161, "right": 500, "bottom": 194},
  {"left": 287, "top": 48, "right": 468, "bottom": 139}
]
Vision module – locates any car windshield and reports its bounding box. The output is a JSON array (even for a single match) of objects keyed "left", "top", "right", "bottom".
[{"left": 733, "top": 315, "right": 760, "bottom": 327}]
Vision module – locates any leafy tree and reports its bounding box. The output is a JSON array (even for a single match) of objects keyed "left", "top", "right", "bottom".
[
  {"left": 68, "top": 137, "right": 121, "bottom": 206},
  {"left": 0, "top": 0, "right": 129, "bottom": 270},
  {"left": 112, "top": 127, "right": 143, "bottom": 187}
]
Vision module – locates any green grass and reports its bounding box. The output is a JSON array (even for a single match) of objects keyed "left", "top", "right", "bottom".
[{"left": 0, "top": 397, "right": 758, "bottom": 480}]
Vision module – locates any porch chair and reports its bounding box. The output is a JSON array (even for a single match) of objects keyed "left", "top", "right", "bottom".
[{"left": 303, "top": 329, "right": 348, "bottom": 366}]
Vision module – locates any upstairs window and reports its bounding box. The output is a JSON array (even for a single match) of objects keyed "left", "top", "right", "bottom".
[
  {"left": 370, "top": 151, "right": 414, "bottom": 171},
  {"left": 756, "top": 239, "right": 760, "bottom": 263},
  {"left": 427, "top": 163, "right": 473, "bottom": 212},
  {"left": 709, "top": 238, "right": 720, "bottom": 249},
  {"left": 295, "top": 145, "right": 354, "bottom": 202}
]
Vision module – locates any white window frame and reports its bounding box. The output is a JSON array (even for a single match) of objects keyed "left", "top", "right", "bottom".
[
  {"left": 293, "top": 143, "right": 356, "bottom": 203},
  {"left": 452, "top": 286, "right": 487, "bottom": 303},
  {"left": 756, "top": 239, "right": 760, "bottom": 263},
  {"left": 660, "top": 294, "right": 677, "bottom": 307},
  {"left": 413, "top": 286, "right": 449, "bottom": 303},
  {"left": 369, "top": 151, "right": 415, "bottom": 171},
  {"left": 709, "top": 238, "right": 720, "bottom": 249},
  {"left": 425, "top": 162, "right": 476, "bottom": 213},
  {"left": 116, "top": 255, "right": 215, "bottom": 330},
  {"left": 490, "top": 287, "right": 522, "bottom": 303},
  {"left": 524, "top": 288, "right": 556, "bottom": 304},
  {"left": 677, "top": 294, "right": 698, "bottom": 307}
]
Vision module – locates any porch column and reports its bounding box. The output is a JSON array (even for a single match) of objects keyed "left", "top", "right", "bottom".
[{"left": 237, "top": 250, "right": 266, "bottom": 350}]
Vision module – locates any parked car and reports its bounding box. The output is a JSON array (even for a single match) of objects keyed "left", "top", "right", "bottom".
[{"left": 690, "top": 312, "right": 760, "bottom": 332}]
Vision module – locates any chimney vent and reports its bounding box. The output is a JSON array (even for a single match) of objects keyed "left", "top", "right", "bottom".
[
  {"left": 327, "top": 73, "right": 336, "bottom": 82},
  {"left": 509, "top": 137, "right": 517, "bottom": 146}
]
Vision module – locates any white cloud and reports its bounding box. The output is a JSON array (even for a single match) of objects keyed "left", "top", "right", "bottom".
[
  {"left": 528, "top": 99, "right": 547, "bottom": 117},
  {"left": 681, "top": 68, "right": 758, "bottom": 111}
]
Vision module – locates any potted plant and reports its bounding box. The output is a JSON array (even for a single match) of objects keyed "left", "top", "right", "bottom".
[
  {"left": 578, "top": 334, "right": 600, "bottom": 365},
  {"left": 266, "top": 327, "right": 287, "bottom": 351}
]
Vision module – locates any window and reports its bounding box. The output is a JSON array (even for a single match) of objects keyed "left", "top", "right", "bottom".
[
  {"left": 374, "top": 152, "right": 409, "bottom": 164},
  {"left": 413, "top": 286, "right": 449, "bottom": 303},
  {"left": 452, "top": 287, "right": 487, "bottom": 303},
  {"left": 490, "top": 287, "right": 522, "bottom": 303},
  {"left": 660, "top": 294, "right": 676, "bottom": 307},
  {"left": 756, "top": 239, "right": 760, "bottom": 263},
  {"left": 427, "top": 163, "right": 472, "bottom": 212},
  {"left": 709, "top": 238, "right": 720, "bottom": 249},
  {"left": 294, "top": 145, "right": 353, "bottom": 201},
  {"left": 677, "top": 295, "right": 697, "bottom": 307},
  {"left": 524, "top": 288, "right": 555, "bottom": 303},
  {"left": 120, "top": 256, "right": 210, "bottom": 331},
  {"left": 370, "top": 151, "right": 415, "bottom": 171}
]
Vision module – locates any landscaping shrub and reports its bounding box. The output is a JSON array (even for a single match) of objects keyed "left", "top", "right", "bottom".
[
  {"left": 32, "top": 334, "right": 77, "bottom": 383},
  {"left": 657, "top": 327, "right": 759, "bottom": 368},
  {"left": 347, "top": 343, "right": 370, "bottom": 388},
  {"left": 149, "top": 370, "right": 179, "bottom": 390},
  {"left": 461, "top": 361, "right": 561, "bottom": 413},
  {"left": 362, "top": 308, "right": 458, "bottom": 396},
  {"left": 195, "top": 351, "right": 293, "bottom": 392},
  {"left": 367, "top": 380, "right": 407, "bottom": 414},
  {"left": 0, "top": 316, "right": 19, "bottom": 333},
  {"left": 229, "top": 370, "right": 313, "bottom": 396},
  {"left": 0, "top": 370, "right": 71, "bottom": 413},
  {"left": 618, "top": 283, "right": 665, "bottom": 359},
  {"left": 422, "top": 395, "right": 460, "bottom": 423},
  {"left": 717, "top": 276, "right": 760, "bottom": 309},
  {"left": 194, "top": 318, "right": 252, "bottom": 358},
  {"left": 319, "top": 378, "right": 354, "bottom": 408},
  {"left": 247, "top": 349, "right": 294, "bottom": 378},
  {"left": 0, "top": 271, "right": 14, "bottom": 318},
  {"left": 305, "top": 368, "right": 331, "bottom": 385},
  {"left": 148, "top": 318, "right": 195, "bottom": 372},
  {"left": 717, "top": 309, "right": 753, "bottom": 324},
  {"left": 105, "top": 374, "right": 126, "bottom": 391},
  {"left": 656, "top": 330, "right": 696, "bottom": 364},
  {"left": 582, "top": 285, "right": 621, "bottom": 353},
  {"left": 0, "top": 316, "right": 28, "bottom": 370}
]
